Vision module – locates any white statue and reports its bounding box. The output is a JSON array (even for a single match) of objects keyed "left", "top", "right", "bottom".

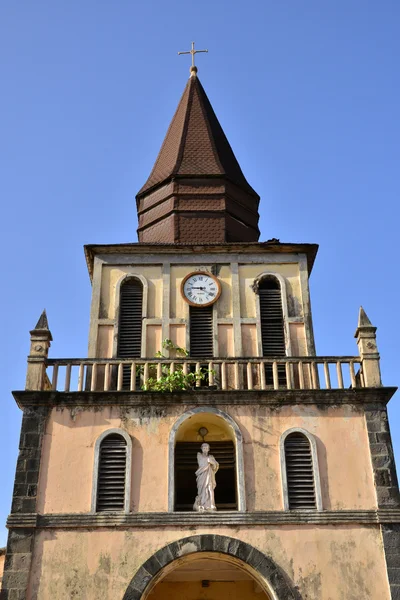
[{"left": 193, "top": 442, "right": 219, "bottom": 512}]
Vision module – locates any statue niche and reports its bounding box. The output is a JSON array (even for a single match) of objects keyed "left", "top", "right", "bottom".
[
  {"left": 174, "top": 413, "right": 237, "bottom": 511},
  {"left": 193, "top": 442, "right": 219, "bottom": 511}
]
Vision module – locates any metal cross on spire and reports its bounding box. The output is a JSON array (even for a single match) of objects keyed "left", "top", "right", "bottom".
[{"left": 178, "top": 41, "right": 208, "bottom": 75}]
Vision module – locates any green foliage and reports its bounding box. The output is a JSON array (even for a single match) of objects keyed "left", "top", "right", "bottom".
[
  {"left": 142, "top": 367, "right": 209, "bottom": 392},
  {"left": 154, "top": 339, "right": 188, "bottom": 358},
  {"left": 141, "top": 339, "right": 213, "bottom": 392}
]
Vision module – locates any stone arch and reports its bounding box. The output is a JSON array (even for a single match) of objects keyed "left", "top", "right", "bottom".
[
  {"left": 168, "top": 407, "right": 246, "bottom": 511},
  {"left": 122, "top": 534, "right": 303, "bottom": 600}
]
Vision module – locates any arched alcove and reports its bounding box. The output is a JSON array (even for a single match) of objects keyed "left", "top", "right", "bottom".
[{"left": 168, "top": 408, "right": 246, "bottom": 512}]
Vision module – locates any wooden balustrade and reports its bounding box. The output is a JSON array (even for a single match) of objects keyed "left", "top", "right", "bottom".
[{"left": 44, "top": 356, "right": 363, "bottom": 393}]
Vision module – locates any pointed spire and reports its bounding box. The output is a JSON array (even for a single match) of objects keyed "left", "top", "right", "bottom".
[
  {"left": 27, "top": 310, "right": 52, "bottom": 390},
  {"left": 34, "top": 309, "right": 50, "bottom": 331},
  {"left": 138, "top": 75, "right": 258, "bottom": 198},
  {"left": 357, "top": 306, "right": 376, "bottom": 330},
  {"left": 355, "top": 306, "right": 376, "bottom": 339},
  {"left": 136, "top": 75, "right": 260, "bottom": 243},
  {"left": 31, "top": 309, "right": 53, "bottom": 340},
  {"left": 355, "top": 306, "right": 381, "bottom": 386}
]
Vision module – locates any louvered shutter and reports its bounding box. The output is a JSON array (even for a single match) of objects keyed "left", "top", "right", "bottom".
[
  {"left": 96, "top": 434, "right": 127, "bottom": 512},
  {"left": 259, "top": 278, "right": 286, "bottom": 385},
  {"left": 118, "top": 279, "right": 143, "bottom": 357},
  {"left": 284, "top": 432, "right": 316, "bottom": 509},
  {"left": 117, "top": 279, "right": 143, "bottom": 388},
  {"left": 259, "top": 282, "right": 285, "bottom": 356},
  {"left": 189, "top": 305, "right": 213, "bottom": 357}
]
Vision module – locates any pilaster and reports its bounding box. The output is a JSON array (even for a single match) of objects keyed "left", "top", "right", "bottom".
[{"left": 1, "top": 406, "right": 49, "bottom": 600}]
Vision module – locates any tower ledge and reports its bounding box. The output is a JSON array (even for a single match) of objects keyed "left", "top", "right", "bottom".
[{"left": 84, "top": 241, "right": 319, "bottom": 281}]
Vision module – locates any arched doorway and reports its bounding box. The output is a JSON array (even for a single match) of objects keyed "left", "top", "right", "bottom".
[
  {"left": 146, "top": 552, "right": 271, "bottom": 599},
  {"left": 122, "top": 535, "right": 302, "bottom": 600}
]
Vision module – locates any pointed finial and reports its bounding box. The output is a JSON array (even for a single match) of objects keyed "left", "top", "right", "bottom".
[
  {"left": 354, "top": 306, "right": 381, "bottom": 386},
  {"left": 34, "top": 309, "right": 50, "bottom": 331},
  {"left": 358, "top": 306, "right": 374, "bottom": 328},
  {"left": 355, "top": 306, "right": 376, "bottom": 339},
  {"left": 30, "top": 309, "right": 53, "bottom": 340},
  {"left": 27, "top": 310, "right": 52, "bottom": 390}
]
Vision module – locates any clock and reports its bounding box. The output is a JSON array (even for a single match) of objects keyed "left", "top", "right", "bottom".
[{"left": 181, "top": 271, "right": 222, "bottom": 307}]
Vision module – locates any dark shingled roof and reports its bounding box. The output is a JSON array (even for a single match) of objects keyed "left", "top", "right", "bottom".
[{"left": 138, "top": 74, "right": 258, "bottom": 198}]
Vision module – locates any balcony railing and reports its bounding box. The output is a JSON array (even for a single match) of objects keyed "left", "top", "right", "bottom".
[
  {"left": 24, "top": 308, "right": 382, "bottom": 392},
  {"left": 42, "top": 356, "right": 364, "bottom": 393}
]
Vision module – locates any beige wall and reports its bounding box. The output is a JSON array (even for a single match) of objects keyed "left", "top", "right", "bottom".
[
  {"left": 27, "top": 525, "right": 390, "bottom": 600},
  {"left": 37, "top": 403, "right": 376, "bottom": 514},
  {"left": 101, "top": 266, "right": 163, "bottom": 320},
  {"left": 238, "top": 264, "right": 301, "bottom": 319},
  {"left": 91, "top": 255, "right": 310, "bottom": 359}
]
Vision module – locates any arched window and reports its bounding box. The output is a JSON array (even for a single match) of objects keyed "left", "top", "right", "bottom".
[
  {"left": 259, "top": 276, "right": 286, "bottom": 385},
  {"left": 92, "top": 430, "right": 132, "bottom": 513},
  {"left": 117, "top": 277, "right": 144, "bottom": 388},
  {"left": 280, "top": 429, "right": 322, "bottom": 511}
]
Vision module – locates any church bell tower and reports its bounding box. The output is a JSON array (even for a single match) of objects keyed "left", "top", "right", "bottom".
[{"left": 1, "top": 49, "right": 399, "bottom": 600}]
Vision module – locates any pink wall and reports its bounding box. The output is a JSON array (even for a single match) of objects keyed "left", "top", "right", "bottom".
[
  {"left": 37, "top": 403, "right": 376, "bottom": 514},
  {"left": 28, "top": 526, "right": 390, "bottom": 600}
]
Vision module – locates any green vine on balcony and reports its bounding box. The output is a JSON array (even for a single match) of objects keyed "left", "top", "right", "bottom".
[{"left": 141, "top": 339, "right": 214, "bottom": 392}]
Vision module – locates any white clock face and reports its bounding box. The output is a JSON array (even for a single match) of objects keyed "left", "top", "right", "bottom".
[{"left": 182, "top": 273, "right": 220, "bottom": 306}]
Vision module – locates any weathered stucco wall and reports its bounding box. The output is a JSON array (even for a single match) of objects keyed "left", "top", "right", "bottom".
[
  {"left": 238, "top": 264, "right": 301, "bottom": 319},
  {"left": 91, "top": 256, "right": 309, "bottom": 359},
  {"left": 36, "top": 403, "right": 376, "bottom": 514},
  {"left": 101, "top": 266, "right": 163, "bottom": 320},
  {"left": 27, "top": 525, "right": 390, "bottom": 600}
]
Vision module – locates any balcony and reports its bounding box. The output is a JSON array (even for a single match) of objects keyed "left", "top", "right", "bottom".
[
  {"left": 23, "top": 307, "right": 383, "bottom": 394},
  {"left": 43, "top": 355, "right": 364, "bottom": 393}
]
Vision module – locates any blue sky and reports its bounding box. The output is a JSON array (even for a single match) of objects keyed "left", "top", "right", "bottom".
[{"left": 0, "top": 1, "right": 399, "bottom": 545}]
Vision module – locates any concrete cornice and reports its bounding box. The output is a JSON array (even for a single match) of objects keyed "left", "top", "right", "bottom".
[
  {"left": 7, "top": 509, "right": 400, "bottom": 529},
  {"left": 12, "top": 387, "right": 398, "bottom": 410},
  {"left": 84, "top": 241, "right": 319, "bottom": 281}
]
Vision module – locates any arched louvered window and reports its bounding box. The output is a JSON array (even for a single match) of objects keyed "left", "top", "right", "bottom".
[
  {"left": 283, "top": 431, "right": 319, "bottom": 510},
  {"left": 189, "top": 305, "right": 213, "bottom": 357},
  {"left": 95, "top": 432, "right": 129, "bottom": 513},
  {"left": 259, "top": 276, "right": 286, "bottom": 385},
  {"left": 117, "top": 278, "right": 143, "bottom": 388},
  {"left": 118, "top": 278, "right": 143, "bottom": 357}
]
